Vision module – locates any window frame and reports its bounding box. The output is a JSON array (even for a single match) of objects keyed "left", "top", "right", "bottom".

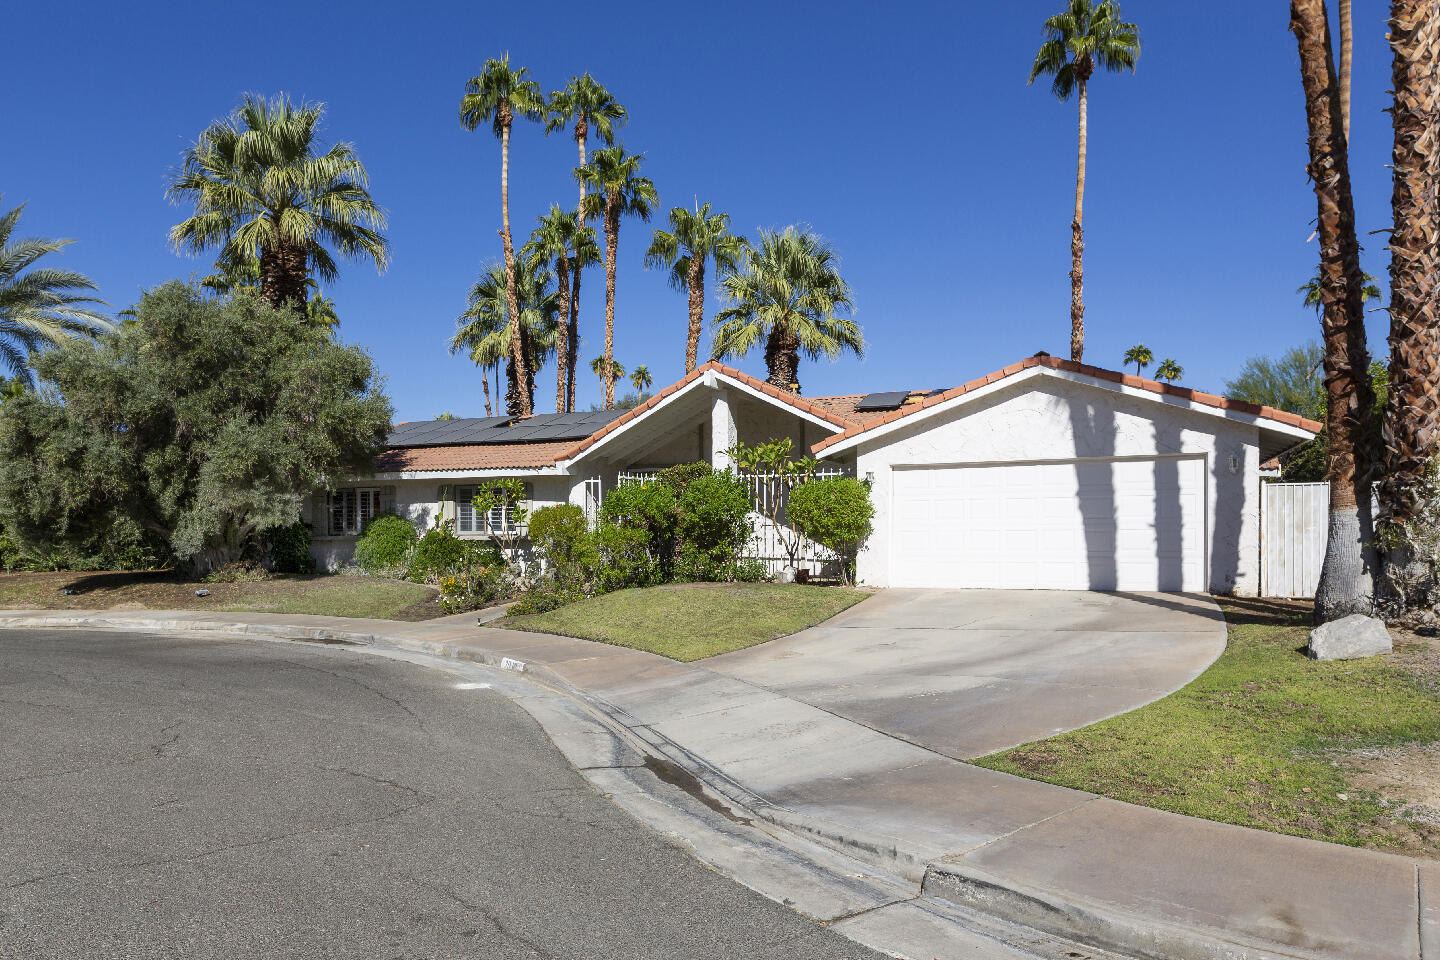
[
  {"left": 453, "top": 482, "right": 531, "bottom": 537},
  {"left": 326, "top": 486, "right": 381, "bottom": 537}
]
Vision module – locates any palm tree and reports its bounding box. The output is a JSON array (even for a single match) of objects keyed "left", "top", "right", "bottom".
[
  {"left": 1290, "top": 0, "right": 1377, "bottom": 622},
  {"left": 710, "top": 227, "right": 862, "bottom": 394},
  {"left": 1299, "top": 267, "right": 1380, "bottom": 312},
  {"left": 630, "top": 364, "right": 652, "bottom": 394},
  {"left": 460, "top": 56, "right": 546, "bottom": 416},
  {"left": 578, "top": 146, "right": 657, "bottom": 408},
  {"left": 1339, "top": 0, "right": 1353, "bottom": 140},
  {"left": 524, "top": 206, "right": 583, "bottom": 413},
  {"left": 305, "top": 291, "right": 339, "bottom": 330},
  {"left": 452, "top": 255, "right": 560, "bottom": 416},
  {"left": 591, "top": 355, "right": 625, "bottom": 396},
  {"left": 566, "top": 226, "right": 601, "bottom": 412},
  {"left": 548, "top": 76, "right": 625, "bottom": 412},
  {"left": 0, "top": 200, "right": 110, "bottom": 383},
  {"left": 645, "top": 203, "right": 748, "bottom": 374},
  {"left": 1122, "top": 343, "right": 1153, "bottom": 377},
  {"left": 1154, "top": 358, "right": 1183, "bottom": 383},
  {"left": 1378, "top": 0, "right": 1440, "bottom": 605},
  {"left": 168, "top": 94, "right": 388, "bottom": 311},
  {"left": 1028, "top": 0, "right": 1140, "bottom": 364}
]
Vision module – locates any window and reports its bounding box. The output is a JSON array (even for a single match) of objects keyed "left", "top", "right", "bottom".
[
  {"left": 454, "top": 483, "right": 529, "bottom": 536},
  {"left": 327, "top": 487, "right": 381, "bottom": 537}
]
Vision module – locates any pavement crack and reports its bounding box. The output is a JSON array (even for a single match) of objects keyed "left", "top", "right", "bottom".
[
  {"left": 150, "top": 720, "right": 183, "bottom": 756},
  {"left": 407, "top": 877, "right": 562, "bottom": 960}
]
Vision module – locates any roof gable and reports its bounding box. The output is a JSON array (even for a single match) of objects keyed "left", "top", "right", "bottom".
[{"left": 811, "top": 356, "right": 1322, "bottom": 456}]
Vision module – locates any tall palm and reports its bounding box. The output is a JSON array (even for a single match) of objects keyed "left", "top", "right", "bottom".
[
  {"left": 1339, "top": 0, "right": 1353, "bottom": 140},
  {"left": 630, "top": 364, "right": 652, "bottom": 394},
  {"left": 710, "top": 227, "right": 862, "bottom": 394},
  {"left": 524, "top": 206, "right": 583, "bottom": 413},
  {"left": 452, "top": 255, "right": 560, "bottom": 416},
  {"left": 591, "top": 356, "right": 625, "bottom": 396},
  {"left": 460, "top": 56, "right": 546, "bottom": 416},
  {"left": 548, "top": 76, "right": 625, "bottom": 411},
  {"left": 645, "top": 203, "right": 748, "bottom": 374},
  {"left": 1299, "top": 267, "right": 1380, "bottom": 311},
  {"left": 566, "top": 227, "right": 601, "bottom": 412},
  {"left": 0, "top": 200, "right": 110, "bottom": 383},
  {"left": 168, "top": 94, "right": 388, "bottom": 311},
  {"left": 1122, "top": 343, "right": 1153, "bottom": 377},
  {"left": 578, "top": 147, "right": 657, "bottom": 408},
  {"left": 1378, "top": 0, "right": 1440, "bottom": 602},
  {"left": 1154, "top": 358, "right": 1183, "bottom": 383},
  {"left": 1290, "top": 0, "right": 1377, "bottom": 622},
  {"left": 1028, "top": 0, "right": 1140, "bottom": 364}
]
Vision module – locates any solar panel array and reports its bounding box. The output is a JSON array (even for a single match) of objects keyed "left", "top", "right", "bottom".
[
  {"left": 386, "top": 409, "right": 627, "bottom": 448},
  {"left": 855, "top": 391, "right": 912, "bottom": 412}
]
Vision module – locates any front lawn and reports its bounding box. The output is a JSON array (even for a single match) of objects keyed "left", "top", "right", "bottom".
[
  {"left": 0, "top": 571, "right": 442, "bottom": 622},
  {"left": 974, "top": 597, "right": 1440, "bottom": 856},
  {"left": 495, "top": 582, "right": 868, "bottom": 661}
]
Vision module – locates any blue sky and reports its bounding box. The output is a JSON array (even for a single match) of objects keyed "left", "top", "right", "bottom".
[{"left": 4, "top": 0, "right": 1397, "bottom": 420}]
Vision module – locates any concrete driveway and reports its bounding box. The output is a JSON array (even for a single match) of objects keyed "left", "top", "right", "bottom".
[{"left": 707, "top": 589, "right": 1227, "bottom": 759}]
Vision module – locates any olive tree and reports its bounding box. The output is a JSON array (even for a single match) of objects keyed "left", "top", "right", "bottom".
[{"left": 0, "top": 283, "right": 391, "bottom": 575}]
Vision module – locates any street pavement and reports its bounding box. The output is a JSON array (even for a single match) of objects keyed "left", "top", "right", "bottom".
[{"left": 0, "top": 629, "right": 887, "bottom": 960}]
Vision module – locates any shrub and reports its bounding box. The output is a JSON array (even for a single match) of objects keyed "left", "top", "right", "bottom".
[
  {"left": 204, "top": 561, "right": 269, "bottom": 583},
  {"left": 264, "top": 521, "right": 313, "bottom": 574},
  {"left": 509, "top": 580, "right": 590, "bottom": 616},
  {"left": 437, "top": 552, "right": 513, "bottom": 614},
  {"left": 353, "top": 514, "right": 418, "bottom": 575},
  {"left": 528, "top": 504, "right": 597, "bottom": 574},
  {"left": 674, "top": 471, "right": 753, "bottom": 581},
  {"left": 597, "top": 481, "right": 678, "bottom": 586},
  {"left": 408, "top": 527, "right": 501, "bottom": 585},
  {"left": 787, "top": 477, "right": 875, "bottom": 585},
  {"left": 0, "top": 519, "right": 19, "bottom": 572},
  {"left": 654, "top": 461, "right": 713, "bottom": 492}
]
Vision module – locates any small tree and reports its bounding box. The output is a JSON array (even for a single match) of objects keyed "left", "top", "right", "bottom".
[
  {"left": 788, "top": 478, "right": 875, "bottom": 586},
  {"left": 0, "top": 283, "right": 390, "bottom": 576},
  {"left": 471, "top": 477, "right": 529, "bottom": 571},
  {"left": 727, "top": 437, "right": 818, "bottom": 574}
]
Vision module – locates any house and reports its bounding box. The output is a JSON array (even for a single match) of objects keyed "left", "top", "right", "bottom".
[{"left": 305, "top": 355, "right": 1319, "bottom": 596}]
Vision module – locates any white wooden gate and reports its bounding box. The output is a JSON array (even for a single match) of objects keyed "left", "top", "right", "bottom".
[{"left": 1261, "top": 482, "right": 1328, "bottom": 598}]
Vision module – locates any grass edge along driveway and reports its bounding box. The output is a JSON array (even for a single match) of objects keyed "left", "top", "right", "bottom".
[
  {"left": 973, "top": 596, "right": 1440, "bottom": 856},
  {"left": 495, "top": 582, "right": 869, "bottom": 661}
]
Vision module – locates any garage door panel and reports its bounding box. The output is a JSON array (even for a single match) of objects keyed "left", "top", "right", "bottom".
[{"left": 890, "top": 458, "right": 1205, "bottom": 591}]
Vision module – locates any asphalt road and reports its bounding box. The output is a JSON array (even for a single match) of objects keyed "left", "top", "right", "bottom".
[{"left": 0, "top": 629, "right": 886, "bottom": 960}]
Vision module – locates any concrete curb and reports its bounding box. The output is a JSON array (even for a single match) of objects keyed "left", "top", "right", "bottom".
[{"left": 0, "top": 610, "right": 1425, "bottom": 960}]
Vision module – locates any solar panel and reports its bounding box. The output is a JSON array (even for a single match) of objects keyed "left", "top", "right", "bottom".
[
  {"left": 855, "top": 391, "right": 911, "bottom": 412},
  {"left": 384, "top": 409, "right": 627, "bottom": 448}
]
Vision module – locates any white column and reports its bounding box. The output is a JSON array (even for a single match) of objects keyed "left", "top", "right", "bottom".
[{"left": 710, "top": 385, "right": 736, "bottom": 472}]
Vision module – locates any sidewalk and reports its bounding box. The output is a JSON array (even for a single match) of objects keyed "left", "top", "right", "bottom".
[{"left": 2, "top": 606, "right": 1434, "bottom": 960}]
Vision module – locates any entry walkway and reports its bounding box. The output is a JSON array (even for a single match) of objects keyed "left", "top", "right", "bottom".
[{"left": 0, "top": 602, "right": 1432, "bottom": 960}]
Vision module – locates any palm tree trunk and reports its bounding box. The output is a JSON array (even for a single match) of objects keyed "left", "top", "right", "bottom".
[
  {"left": 576, "top": 119, "right": 588, "bottom": 215},
  {"left": 1070, "top": 77, "right": 1088, "bottom": 364},
  {"left": 602, "top": 200, "right": 619, "bottom": 409},
  {"left": 1378, "top": 0, "right": 1440, "bottom": 613},
  {"left": 1339, "top": 0, "right": 1353, "bottom": 140},
  {"left": 1291, "top": 0, "right": 1379, "bottom": 623},
  {"left": 763, "top": 324, "right": 801, "bottom": 394},
  {"left": 482, "top": 367, "right": 492, "bottom": 418},
  {"left": 261, "top": 242, "right": 309, "bottom": 311},
  {"left": 568, "top": 267, "right": 581, "bottom": 412},
  {"left": 555, "top": 252, "right": 571, "bottom": 413},
  {"left": 499, "top": 116, "right": 531, "bottom": 417},
  {"left": 685, "top": 256, "right": 705, "bottom": 373}
]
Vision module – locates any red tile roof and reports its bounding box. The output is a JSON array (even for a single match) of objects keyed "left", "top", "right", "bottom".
[
  {"left": 374, "top": 441, "right": 574, "bottom": 473},
  {"left": 810, "top": 355, "right": 1324, "bottom": 455}
]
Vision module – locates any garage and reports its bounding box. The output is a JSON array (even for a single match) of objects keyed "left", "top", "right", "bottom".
[{"left": 889, "top": 456, "right": 1207, "bottom": 591}]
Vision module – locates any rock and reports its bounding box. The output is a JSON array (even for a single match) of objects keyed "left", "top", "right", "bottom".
[
  {"left": 1307, "top": 614, "right": 1393, "bottom": 661},
  {"left": 194, "top": 589, "right": 210, "bottom": 598}
]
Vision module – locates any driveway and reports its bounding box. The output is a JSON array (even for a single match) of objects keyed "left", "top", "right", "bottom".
[{"left": 708, "top": 589, "right": 1227, "bottom": 759}]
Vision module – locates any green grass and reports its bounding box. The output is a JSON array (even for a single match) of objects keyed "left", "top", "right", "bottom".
[
  {"left": 214, "top": 578, "right": 438, "bottom": 620},
  {"left": 973, "top": 597, "right": 1440, "bottom": 851},
  {"left": 496, "top": 582, "right": 868, "bottom": 661}
]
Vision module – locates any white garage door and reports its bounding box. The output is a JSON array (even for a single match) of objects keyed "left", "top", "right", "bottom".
[{"left": 890, "top": 457, "right": 1206, "bottom": 591}]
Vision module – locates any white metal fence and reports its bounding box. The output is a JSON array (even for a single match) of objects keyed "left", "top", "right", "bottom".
[{"left": 1262, "top": 482, "right": 1328, "bottom": 598}]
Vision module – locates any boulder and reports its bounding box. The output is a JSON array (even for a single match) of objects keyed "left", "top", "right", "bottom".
[{"left": 1307, "top": 614, "right": 1393, "bottom": 661}]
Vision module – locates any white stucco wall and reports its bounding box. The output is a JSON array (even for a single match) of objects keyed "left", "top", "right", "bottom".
[{"left": 853, "top": 376, "right": 1263, "bottom": 595}]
